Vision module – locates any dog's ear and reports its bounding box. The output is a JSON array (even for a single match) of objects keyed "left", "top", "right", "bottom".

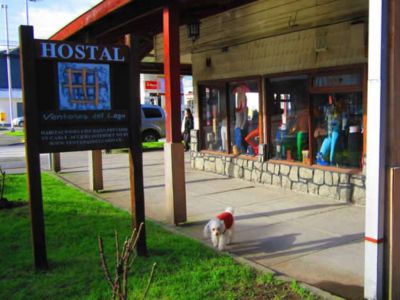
[{"left": 203, "top": 221, "right": 211, "bottom": 238}]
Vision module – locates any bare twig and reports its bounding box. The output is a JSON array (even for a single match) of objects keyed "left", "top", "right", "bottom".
[
  {"left": 115, "top": 230, "right": 120, "bottom": 267},
  {"left": 123, "top": 223, "right": 143, "bottom": 261},
  {"left": 142, "top": 263, "right": 157, "bottom": 300},
  {"left": 122, "top": 255, "right": 129, "bottom": 300},
  {"left": 98, "top": 237, "right": 114, "bottom": 290},
  {"left": 98, "top": 222, "right": 152, "bottom": 300}
]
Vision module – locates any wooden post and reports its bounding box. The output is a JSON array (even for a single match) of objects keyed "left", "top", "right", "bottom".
[
  {"left": 387, "top": 1, "right": 400, "bottom": 298},
  {"left": 388, "top": 168, "right": 400, "bottom": 299},
  {"left": 83, "top": 34, "right": 104, "bottom": 193},
  {"left": 19, "top": 25, "right": 48, "bottom": 270},
  {"left": 88, "top": 150, "right": 103, "bottom": 191},
  {"left": 125, "top": 34, "right": 147, "bottom": 255},
  {"left": 50, "top": 153, "right": 61, "bottom": 172},
  {"left": 163, "top": 4, "right": 187, "bottom": 225}
]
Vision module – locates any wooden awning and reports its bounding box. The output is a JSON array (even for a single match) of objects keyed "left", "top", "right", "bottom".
[{"left": 50, "top": 0, "right": 256, "bottom": 43}]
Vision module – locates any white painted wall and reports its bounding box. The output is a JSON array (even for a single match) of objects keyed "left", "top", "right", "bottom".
[{"left": 0, "top": 89, "right": 22, "bottom": 125}]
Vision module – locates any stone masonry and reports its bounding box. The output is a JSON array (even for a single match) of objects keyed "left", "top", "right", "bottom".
[{"left": 190, "top": 130, "right": 366, "bottom": 205}]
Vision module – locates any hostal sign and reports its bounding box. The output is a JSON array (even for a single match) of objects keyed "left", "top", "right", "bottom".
[{"left": 34, "top": 40, "right": 131, "bottom": 153}]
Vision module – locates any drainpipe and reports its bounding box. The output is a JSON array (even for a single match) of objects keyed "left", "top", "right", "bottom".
[{"left": 364, "top": 0, "right": 388, "bottom": 299}]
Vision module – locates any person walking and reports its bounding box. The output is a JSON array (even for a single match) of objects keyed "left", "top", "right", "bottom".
[{"left": 182, "top": 108, "right": 194, "bottom": 151}]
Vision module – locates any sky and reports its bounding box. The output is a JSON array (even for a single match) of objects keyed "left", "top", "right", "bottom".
[{"left": 0, "top": 0, "right": 102, "bottom": 50}]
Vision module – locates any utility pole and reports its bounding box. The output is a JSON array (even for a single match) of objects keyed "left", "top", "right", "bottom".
[
  {"left": 25, "top": 0, "right": 40, "bottom": 26},
  {"left": 25, "top": 0, "right": 29, "bottom": 25},
  {"left": 1, "top": 4, "right": 14, "bottom": 131}
]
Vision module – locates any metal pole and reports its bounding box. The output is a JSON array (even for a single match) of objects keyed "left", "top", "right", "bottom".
[
  {"left": 25, "top": 0, "right": 29, "bottom": 25},
  {"left": 1, "top": 4, "right": 14, "bottom": 131}
]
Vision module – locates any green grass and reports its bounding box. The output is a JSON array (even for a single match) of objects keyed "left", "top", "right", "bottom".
[
  {"left": 111, "top": 142, "right": 164, "bottom": 153},
  {"left": 0, "top": 173, "right": 318, "bottom": 300},
  {"left": 142, "top": 141, "right": 164, "bottom": 150},
  {"left": 4, "top": 130, "right": 24, "bottom": 137}
]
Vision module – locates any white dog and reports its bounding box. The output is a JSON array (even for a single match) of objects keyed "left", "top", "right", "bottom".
[{"left": 203, "top": 207, "right": 235, "bottom": 251}]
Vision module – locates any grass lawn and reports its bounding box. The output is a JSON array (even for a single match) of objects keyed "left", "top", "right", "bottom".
[
  {"left": 142, "top": 141, "right": 164, "bottom": 150},
  {"left": 111, "top": 142, "right": 164, "bottom": 154},
  {"left": 0, "top": 173, "right": 317, "bottom": 300},
  {"left": 4, "top": 130, "right": 25, "bottom": 137}
]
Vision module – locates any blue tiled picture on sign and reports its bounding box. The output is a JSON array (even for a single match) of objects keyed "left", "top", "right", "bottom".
[{"left": 58, "top": 62, "right": 111, "bottom": 110}]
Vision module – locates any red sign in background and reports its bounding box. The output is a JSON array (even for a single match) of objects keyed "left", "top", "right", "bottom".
[{"left": 145, "top": 80, "right": 158, "bottom": 90}]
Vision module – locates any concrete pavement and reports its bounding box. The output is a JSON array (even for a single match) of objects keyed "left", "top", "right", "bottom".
[{"left": 54, "top": 150, "right": 364, "bottom": 300}]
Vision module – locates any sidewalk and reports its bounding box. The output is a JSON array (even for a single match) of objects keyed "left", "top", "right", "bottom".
[{"left": 54, "top": 150, "right": 364, "bottom": 300}]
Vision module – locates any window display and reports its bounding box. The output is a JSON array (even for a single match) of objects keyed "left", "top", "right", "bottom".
[
  {"left": 199, "top": 84, "right": 226, "bottom": 151},
  {"left": 199, "top": 79, "right": 260, "bottom": 157},
  {"left": 228, "top": 80, "right": 260, "bottom": 156},
  {"left": 198, "top": 67, "right": 364, "bottom": 170},
  {"left": 267, "top": 76, "right": 309, "bottom": 162},
  {"left": 312, "top": 92, "right": 363, "bottom": 168}
]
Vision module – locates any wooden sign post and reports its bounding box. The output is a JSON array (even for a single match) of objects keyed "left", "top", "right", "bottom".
[{"left": 19, "top": 25, "right": 147, "bottom": 269}]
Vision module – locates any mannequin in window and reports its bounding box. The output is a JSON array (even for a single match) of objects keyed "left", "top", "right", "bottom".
[
  {"left": 316, "top": 103, "right": 341, "bottom": 165},
  {"left": 233, "top": 85, "right": 249, "bottom": 153},
  {"left": 220, "top": 110, "right": 228, "bottom": 151}
]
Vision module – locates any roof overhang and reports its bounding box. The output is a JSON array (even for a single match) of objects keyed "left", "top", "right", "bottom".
[{"left": 51, "top": 0, "right": 256, "bottom": 43}]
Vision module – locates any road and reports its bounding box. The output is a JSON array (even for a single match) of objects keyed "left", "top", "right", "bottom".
[
  {"left": 0, "top": 144, "right": 26, "bottom": 173},
  {"left": 0, "top": 132, "right": 51, "bottom": 173}
]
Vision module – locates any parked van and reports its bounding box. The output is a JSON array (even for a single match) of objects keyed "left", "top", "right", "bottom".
[{"left": 141, "top": 104, "right": 166, "bottom": 142}]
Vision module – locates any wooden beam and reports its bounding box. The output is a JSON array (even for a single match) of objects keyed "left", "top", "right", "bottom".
[
  {"left": 50, "top": 0, "right": 131, "bottom": 41},
  {"left": 19, "top": 25, "right": 48, "bottom": 270},
  {"left": 126, "top": 34, "right": 147, "bottom": 255},
  {"left": 88, "top": 151, "right": 103, "bottom": 191},
  {"left": 163, "top": 4, "right": 187, "bottom": 225},
  {"left": 388, "top": 168, "right": 400, "bottom": 299},
  {"left": 50, "top": 153, "right": 61, "bottom": 172},
  {"left": 140, "top": 62, "right": 192, "bottom": 75},
  {"left": 163, "top": 4, "right": 182, "bottom": 143},
  {"left": 387, "top": 1, "right": 400, "bottom": 298}
]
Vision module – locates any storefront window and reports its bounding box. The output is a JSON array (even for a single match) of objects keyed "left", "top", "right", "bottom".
[
  {"left": 312, "top": 92, "right": 363, "bottom": 168},
  {"left": 228, "top": 80, "right": 260, "bottom": 156},
  {"left": 198, "top": 68, "right": 364, "bottom": 169},
  {"left": 267, "top": 76, "right": 310, "bottom": 162},
  {"left": 199, "top": 84, "right": 227, "bottom": 151}
]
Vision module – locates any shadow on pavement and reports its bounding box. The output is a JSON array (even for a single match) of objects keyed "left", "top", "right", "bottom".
[
  {"left": 232, "top": 232, "right": 363, "bottom": 258},
  {"left": 316, "top": 281, "right": 364, "bottom": 300},
  {"left": 235, "top": 203, "right": 347, "bottom": 221}
]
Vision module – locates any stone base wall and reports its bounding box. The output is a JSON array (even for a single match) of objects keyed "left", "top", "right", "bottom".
[{"left": 190, "top": 130, "right": 365, "bottom": 205}]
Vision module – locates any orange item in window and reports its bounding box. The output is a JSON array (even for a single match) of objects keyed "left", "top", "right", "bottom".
[{"left": 245, "top": 127, "right": 259, "bottom": 155}]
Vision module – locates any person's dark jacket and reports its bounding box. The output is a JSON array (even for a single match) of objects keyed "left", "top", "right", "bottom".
[{"left": 184, "top": 115, "right": 194, "bottom": 134}]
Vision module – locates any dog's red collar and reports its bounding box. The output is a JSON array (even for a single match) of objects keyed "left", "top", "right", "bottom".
[{"left": 217, "top": 212, "right": 234, "bottom": 232}]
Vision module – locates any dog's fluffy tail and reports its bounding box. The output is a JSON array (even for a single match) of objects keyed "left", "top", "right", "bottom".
[{"left": 225, "top": 207, "right": 235, "bottom": 215}]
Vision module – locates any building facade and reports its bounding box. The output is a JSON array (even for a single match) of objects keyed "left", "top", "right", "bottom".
[
  {"left": 0, "top": 49, "right": 23, "bottom": 125},
  {"left": 48, "top": 0, "right": 400, "bottom": 298},
  {"left": 154, "top": 0, "right": 369, "bottom": 204}
]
